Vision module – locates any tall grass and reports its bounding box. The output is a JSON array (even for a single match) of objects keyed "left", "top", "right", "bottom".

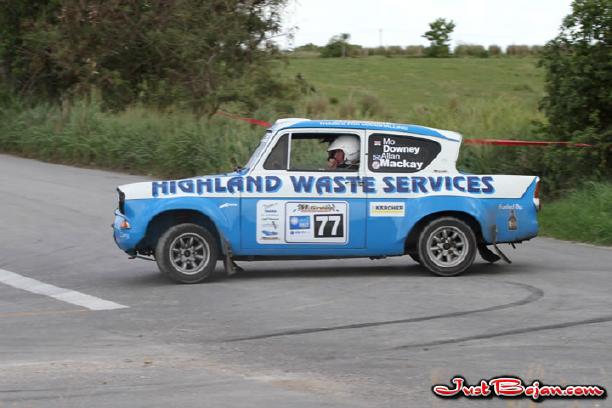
[
  {"left": 0, "top": 101, "right": 262, "bottom": 178},
  {"left": 539, "top": 182, "right": 612, "bottom": 245}
]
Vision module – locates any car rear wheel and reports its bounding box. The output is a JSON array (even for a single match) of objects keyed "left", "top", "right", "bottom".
[
  {"left": 155, "top": 223, "right": 219, "bottom": 283},
  {"left": 417, "top": 217, "right": 477, "bottom": 277}
]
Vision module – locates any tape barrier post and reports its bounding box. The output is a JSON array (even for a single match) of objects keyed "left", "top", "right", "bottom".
[{"left": 215, "top": 110, "right": 592, "bottom": 148}]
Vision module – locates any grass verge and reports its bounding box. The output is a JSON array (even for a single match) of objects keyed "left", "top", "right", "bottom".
[
  {"left": 539, "top": 182, "right": 612, "bottom": 246},
  {"left": 0, "top": 101, "right": 262, "bottom": 178}
]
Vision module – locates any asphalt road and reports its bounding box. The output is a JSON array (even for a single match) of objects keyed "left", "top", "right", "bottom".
[{"left": 1, "top": 153, "right": 611, "bottom": 408}]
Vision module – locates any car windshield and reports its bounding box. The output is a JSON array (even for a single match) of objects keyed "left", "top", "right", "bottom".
[{"left": 241, "top": 131, "right": 272, "bottom": 172}]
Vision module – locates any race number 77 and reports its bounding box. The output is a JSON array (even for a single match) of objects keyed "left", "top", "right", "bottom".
[{"left": 315, "top": 215, "right": 342, "bottom": 237}]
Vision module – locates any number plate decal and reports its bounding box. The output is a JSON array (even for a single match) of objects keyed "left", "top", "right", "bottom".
[{"left": 285, "top": 202, "right": 348, "bottom": 244}]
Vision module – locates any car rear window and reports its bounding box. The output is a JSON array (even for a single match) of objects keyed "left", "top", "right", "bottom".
[{"left": 368, "top": 133, "right": 441, "bottom": 173}]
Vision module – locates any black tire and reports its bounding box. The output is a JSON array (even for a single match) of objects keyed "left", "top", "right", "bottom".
[
  {"left": 417, "top": 217, "right": 477, "bottom": 277},
  {"left": 155, "top": 223, "right": 219, "bottom": 283}
]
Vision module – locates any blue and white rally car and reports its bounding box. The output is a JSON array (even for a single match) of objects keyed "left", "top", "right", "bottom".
[{"left": 113, "top": 119, "right": 540, "bottom": 283}]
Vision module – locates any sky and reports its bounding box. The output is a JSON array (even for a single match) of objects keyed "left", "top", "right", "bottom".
[{"left": 278, "top": 0, "right": 574, "bottom": 49}]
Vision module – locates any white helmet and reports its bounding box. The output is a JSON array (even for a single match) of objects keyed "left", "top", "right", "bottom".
[{"left": 328, "top": 135, "right": 360, "bottom": 165}]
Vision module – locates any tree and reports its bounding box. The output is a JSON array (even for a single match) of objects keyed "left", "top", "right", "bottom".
[
  {"left": 0, "top": 0, "right": 61, "bottom": 97},
  {"left": 538, "top": 0, "right": 611, "bottom": 188},
  {"left": 540, "top": 0, "right": 611, "bottom": 136},
  {"left": 0, "top": 0, "right": 295, "bottom": 115},
  {"left": 422, "top": 18, "right": 455, "bottom": 57},
  {"left": 321, "top": 33, "right": 352, "bottom": 58}
]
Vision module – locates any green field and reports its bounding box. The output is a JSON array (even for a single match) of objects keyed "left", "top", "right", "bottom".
[{"left": 282, "top": 56, "right": 546, "bottom": 139}]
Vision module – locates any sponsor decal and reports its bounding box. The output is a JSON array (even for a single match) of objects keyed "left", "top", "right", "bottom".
[
  {"left": 262, "top": 221, "right": 278, "bottom": 229},
  {"left": 152, "top": 176, "right": 282, "bottom": 197},
  {"left": 432, "top": 376, "right": 607, "bottom": 402},
  {"left": 508, "top": 208, "right": 518, "bottom": 230},
  {"left": 260, "top": 236, "right": 280, "bottom": 241},
  {"left": 369, "top": 202, "right": 405, "bottom": 217},
  {"left": 368, "top": 134, "right": 441, "bottom": 174},
  {"left": 151, "top": 175, "right": 496, "bottom": 197},
  {"left": 256, "top": 200, "right": 285, "bottom": 244},
  {"left": 294, "top": 203, "right": 337, "bottom": 213},
  {"left": 289, "top": 216, "right": 310, "bottom": 230},
  {"left": 219, "top": 202, "right": 237, "bottom": 209},
  {"left": 498, "top": 203, "right": 523, "bottom": 210}
]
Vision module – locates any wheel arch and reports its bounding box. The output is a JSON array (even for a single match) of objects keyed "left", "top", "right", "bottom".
[
  {"left": 404, "top": 210, "right": 484, "bottom": 253},
  {"left": 137, "top": 209, "right": 223, "bottom": 256}
]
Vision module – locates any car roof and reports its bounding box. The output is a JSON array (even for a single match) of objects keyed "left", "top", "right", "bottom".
[{"left": 274, "top": 119, "right": 460, "bottom": 142}]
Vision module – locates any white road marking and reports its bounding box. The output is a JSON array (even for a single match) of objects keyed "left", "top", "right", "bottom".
[{"left": 0, "top": 268, "right": 128, "bottom": 311}]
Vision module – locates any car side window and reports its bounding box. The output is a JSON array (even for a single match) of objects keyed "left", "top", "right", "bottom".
[
  {"left": 289, "top": 133, "right": 360, "bottom": 172},
  {"left": 263, "top": 134, "right": 289, "bottom": 170},
  {"left": 368, "top": 133, "right": 441, "bottom": 173}
]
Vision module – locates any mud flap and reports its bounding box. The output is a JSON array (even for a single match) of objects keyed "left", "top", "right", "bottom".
[
  {"left": 222, "top": 239, "right": 244, "bottom": 276},
  {"left": 490, "top": 226, "right": 512, "bottom": 264},
  {"left": 477, "top": 243, "right": 501, "bottom": 263}
]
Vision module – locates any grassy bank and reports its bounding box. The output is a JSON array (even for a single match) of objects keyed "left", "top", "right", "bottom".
[
  {"left": 539, "top": 183, "right": 612, "bottom": 246},
  {"left": 0, "top": 101, "right": 262, "bottom": 178}
]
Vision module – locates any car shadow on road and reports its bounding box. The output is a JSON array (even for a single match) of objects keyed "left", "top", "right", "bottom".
[
  {"left": 112, "top": 258, "right": 533, "bottom": 286},
  {"left": 225, "top": 259, "right": 530, "bottom": 281}
]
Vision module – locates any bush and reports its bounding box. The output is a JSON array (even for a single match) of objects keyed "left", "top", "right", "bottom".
[
  {"left": 506, "top": 45, "right": 532, "bottom": 56},
  {"left": 337, "top": 99, "right": 357, "bottom": 118},
  {"left": 488, "top": 45, "right": 502, "bottom": 57},
  {"left": 358, "top": 94, "right": 385, "bottom": 117},
  {"left": 405, "top": 45, "right": 425, "bottom": 57},
  {"left": 385, "top": 46, "right": 404, "bottom": 57},
  {"left": 305, "top": 96, "right": 329, "bottom": 116},
  {"left": 454, "top": 44, "right": 488, "bottom": 58},
  {"left": 321, "top": 33, "right": 356, "bottom": 58},
  {"left": 294, "top": 43, "right": 321, "bottom": 53}
]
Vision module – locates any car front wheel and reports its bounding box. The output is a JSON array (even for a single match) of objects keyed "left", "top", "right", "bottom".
[
  {"left": 417, "top": 217, "right": 477, "bottom": 277},
  {"left": 155, "top": 223, "right": 219, "bottom": 283}
]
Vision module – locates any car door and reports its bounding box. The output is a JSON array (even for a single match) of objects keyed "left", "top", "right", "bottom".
[
  {"left": 363, "top": 130, "right": 444, "bottom": 255},
  {"left": 239, "top": 128, "right": 367, "bottom": 254}
]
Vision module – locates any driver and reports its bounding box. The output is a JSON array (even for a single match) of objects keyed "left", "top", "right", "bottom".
[{"left": 327, "top": 135, "right": 360, "bottom": 170}]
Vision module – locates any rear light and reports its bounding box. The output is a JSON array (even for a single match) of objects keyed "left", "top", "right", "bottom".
[
  {"left": 533, "top": 180, "right": 541, "bottom": 211},
  {"left": 117, "top": 188, "right": 125, "bottom": 214}
]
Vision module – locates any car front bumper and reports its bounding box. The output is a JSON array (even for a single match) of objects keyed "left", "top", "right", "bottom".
[{"left": 113, "top": 209, "right": 139, "bottom": 254}]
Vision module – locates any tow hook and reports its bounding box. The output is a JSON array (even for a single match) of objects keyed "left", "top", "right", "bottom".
[{"left": 128, "top": 254, "right": 155, "bottom": 261}]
